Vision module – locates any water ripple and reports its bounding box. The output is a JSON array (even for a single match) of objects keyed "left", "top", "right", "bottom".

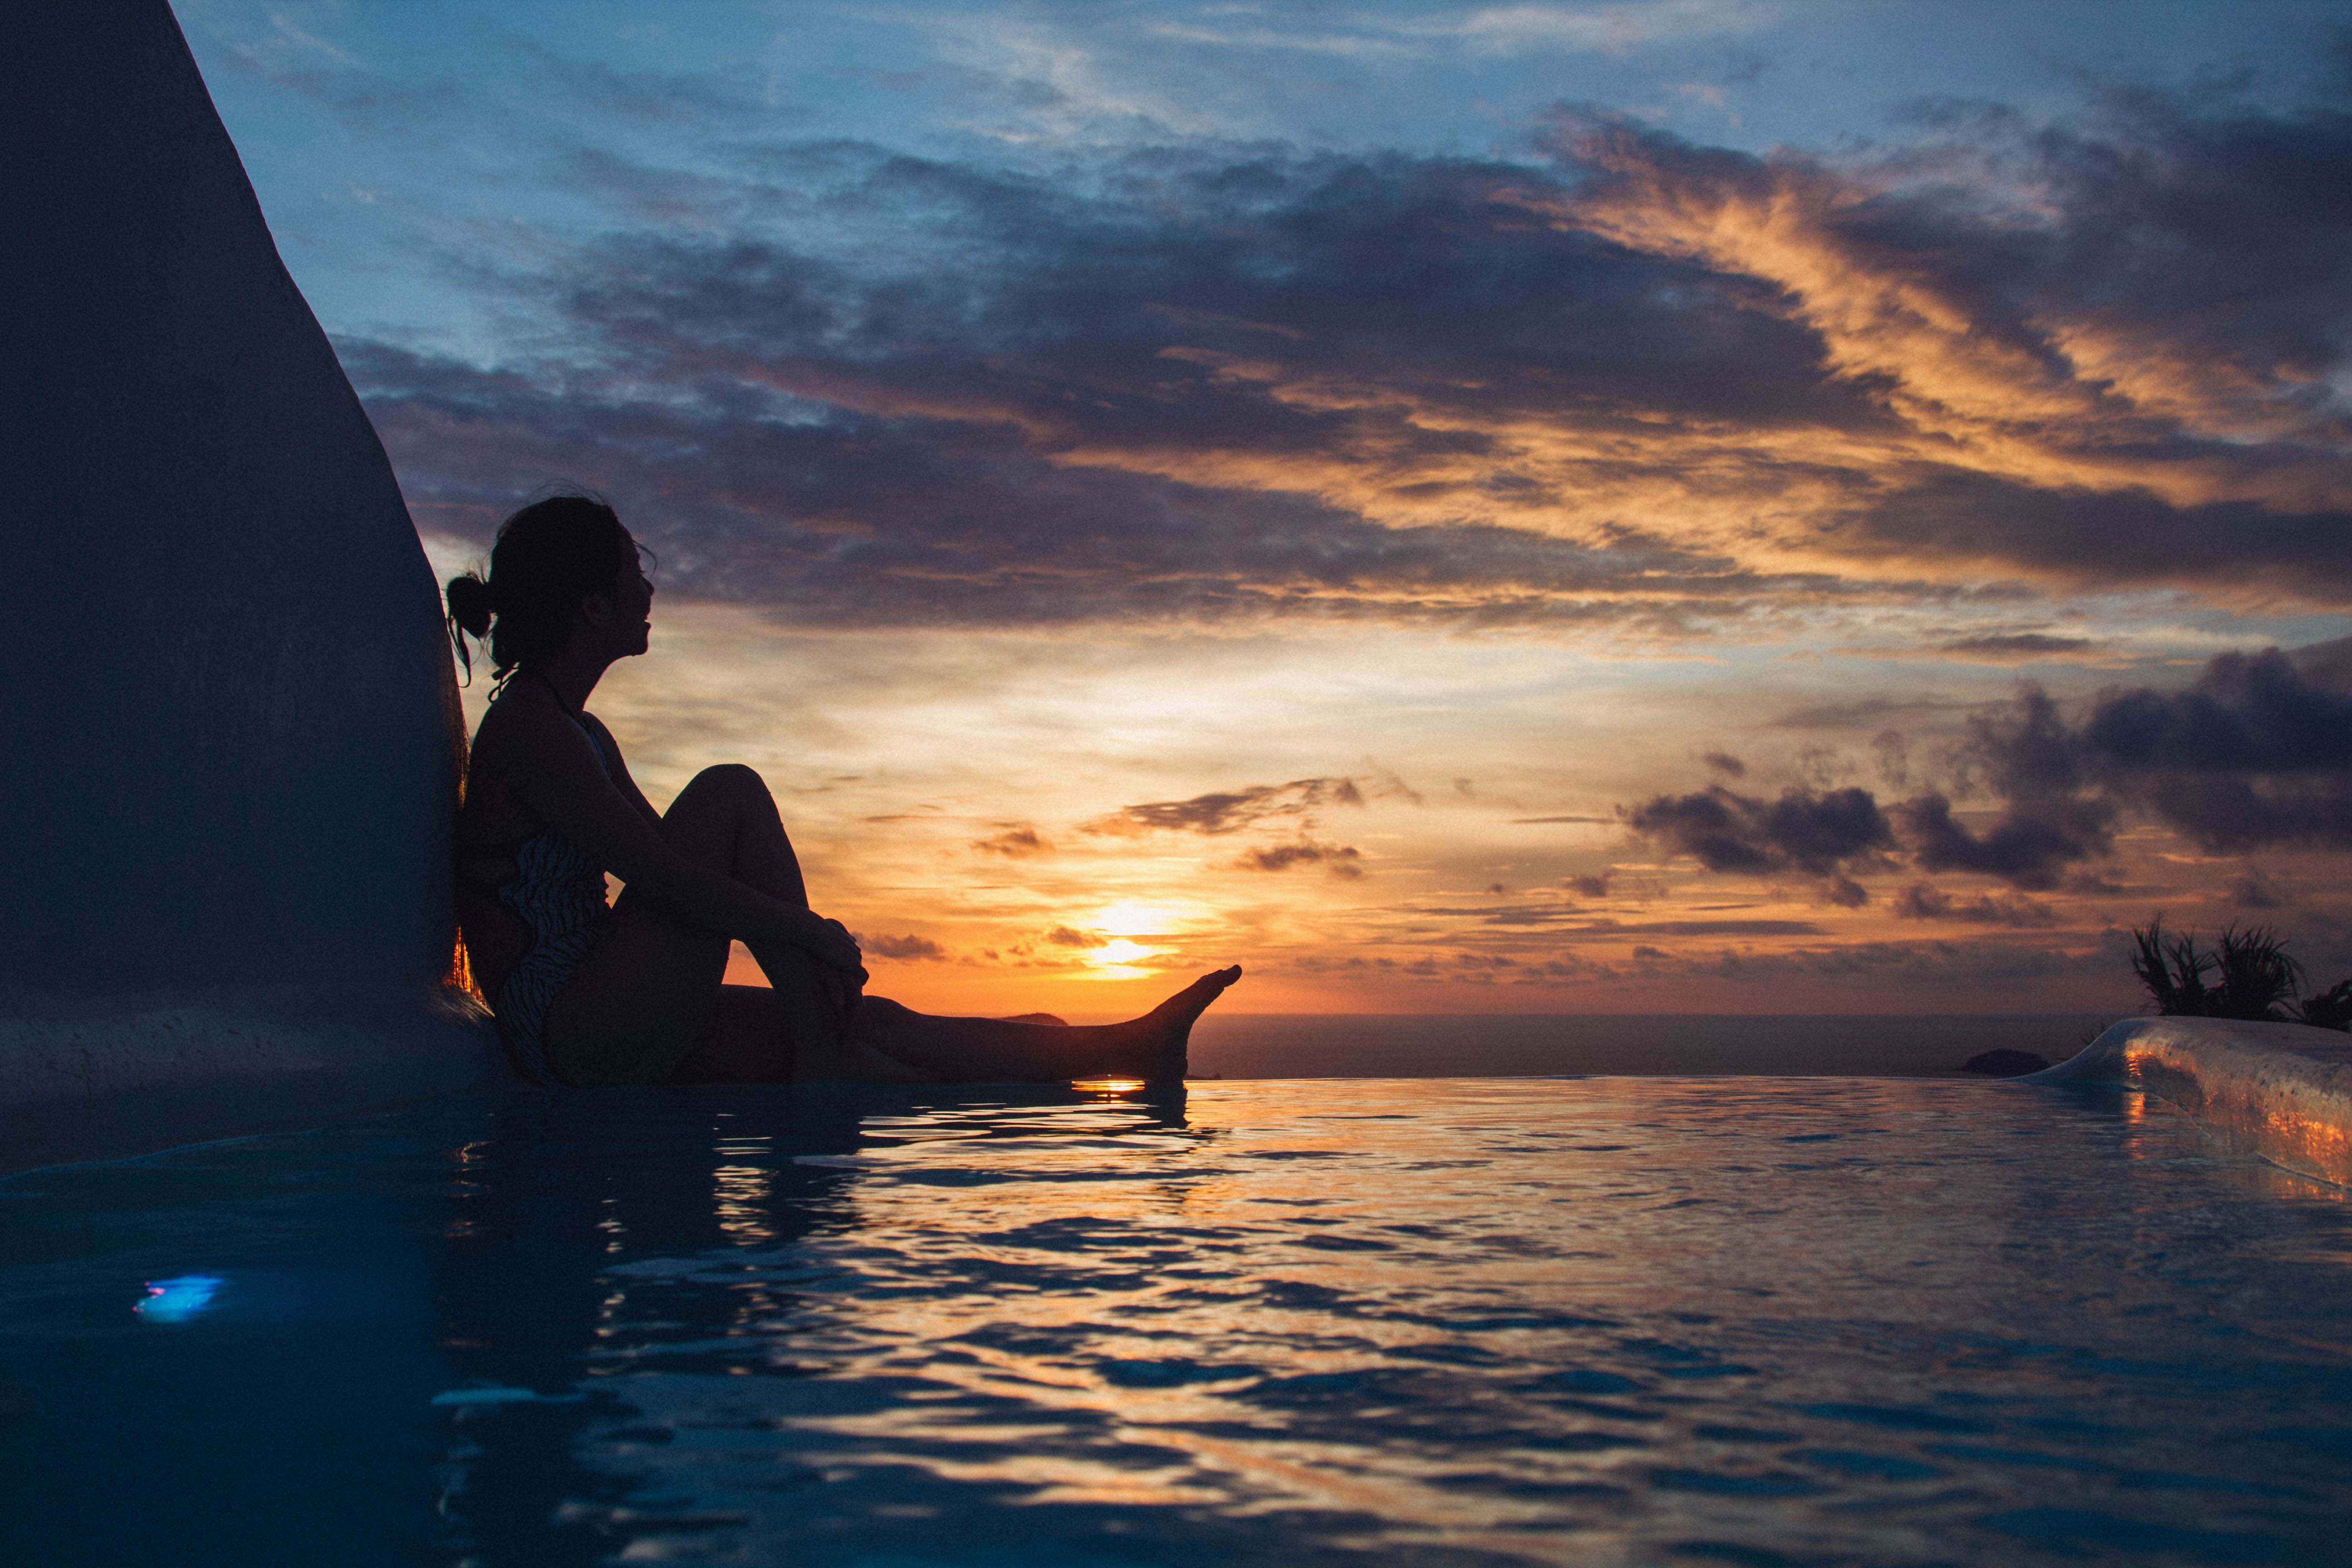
[{"left": 9, "top": 1077, "right": 2352, "bottom": 1564}]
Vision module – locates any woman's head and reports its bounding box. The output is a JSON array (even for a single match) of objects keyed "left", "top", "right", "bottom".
[{"left": 445, "top": 494, "right": 649, "bottom": 681}]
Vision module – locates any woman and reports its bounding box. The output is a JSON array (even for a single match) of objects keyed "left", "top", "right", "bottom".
[{"left": 446, "top": 494, "right": 1239, "bottom": 1087}]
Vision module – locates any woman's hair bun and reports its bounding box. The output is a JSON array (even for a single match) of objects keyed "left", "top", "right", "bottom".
[{"left": 445, "top": 573, "right": 495, "bottom": 639}]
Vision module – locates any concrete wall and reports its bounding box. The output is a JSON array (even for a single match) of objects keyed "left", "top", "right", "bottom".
[{"left": 0, "top": 1, "right": 495, "bottom": 1171}]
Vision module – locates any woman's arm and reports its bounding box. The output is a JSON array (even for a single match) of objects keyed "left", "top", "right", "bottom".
[{"left": 499, "top": 702, "right": 859, "bottom": 971}]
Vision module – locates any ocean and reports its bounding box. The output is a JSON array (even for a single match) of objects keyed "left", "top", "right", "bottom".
[{"left": 1184, "top": 1012, "right": 2119, "bottom": 1080}]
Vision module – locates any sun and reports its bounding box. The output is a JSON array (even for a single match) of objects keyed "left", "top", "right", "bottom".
[
  {"left": 1092, "top": 901, "right": 1182, "bottom": 938},
  {"left": 1080, "top": 902, "right": 1194, "bottom": 976}
]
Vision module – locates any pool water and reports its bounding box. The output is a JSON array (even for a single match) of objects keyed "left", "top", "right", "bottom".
[{"left": 6, "top": 1077, "right": 2352, "bottom": 1566}]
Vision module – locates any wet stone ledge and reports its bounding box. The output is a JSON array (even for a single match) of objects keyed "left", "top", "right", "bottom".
[{"left": 2029, "top": 1016, "right": 2352, "bottom": 1186}]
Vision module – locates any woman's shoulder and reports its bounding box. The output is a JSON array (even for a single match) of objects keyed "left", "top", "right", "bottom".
[
  {"left": 471, "top": 682, "right": 618, "bottom": 795},
  {"left": 469, "top": 681, "right": 569, "bottom": 769}
]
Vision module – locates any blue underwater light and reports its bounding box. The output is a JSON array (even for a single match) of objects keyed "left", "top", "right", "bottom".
[{"left": 134, "top": 1274, "right": 223, "bottom": 1323}]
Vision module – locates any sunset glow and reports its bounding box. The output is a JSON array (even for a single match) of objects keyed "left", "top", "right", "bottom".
[{"left": 186, "top": 1, "right": 2352, "bottom": 1019}]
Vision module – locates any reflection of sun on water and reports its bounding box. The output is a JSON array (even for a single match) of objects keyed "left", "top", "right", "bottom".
[{"left": 1071, "top": 1075, "right": 1146, "bottom": 1094}]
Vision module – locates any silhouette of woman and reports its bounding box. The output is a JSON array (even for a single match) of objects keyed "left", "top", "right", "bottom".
[{"left": 446, "top": 495, "right": 1238, "bottom": 1087}]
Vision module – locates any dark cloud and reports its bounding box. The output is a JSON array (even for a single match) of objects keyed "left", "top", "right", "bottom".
[
  {"left": 1540, "top": 99, "right": 2352, "bottom": 598},
  {"left": 1936, "top": 632, "right": 2101, "bottom": 662},
  {"left": 1873, "top": 681, "right": 2122, "bottom": 888},
  {"left": 2082, "top": 648, "right": 2352, "bottom": 775},
  {"left": 2031, "top": 88, "right": 2352, "bottom": 406},
  {"left": 1891, "top": 882, "right": 2058, "bottom": 927},
  {"left": 1821, "top": 876, "right": 1869, "bottom": 907},
  {"left": 1043, "top": 925, "right": 1102, "bottom": 948},
  {"left": 858, "top": 931, "right": 944, "bottom": 960},
  {"left": 2230, "top": 870, "right": 2285, "bottom": 911},
  {"left": 1622, "top": 784, "right": 1893, "bottom": 877},
  {"left": 1593, "top": 919, "right": 1827, "bottom": 938},
  {"left": 1239, "top": 840, "right": 1364, "bottom": 877},
  {"left": 1886, "top": 792, "right": 2110, "bottom": 891},
  {"left": 1702, "top": 750, "right": 1746, "bottom": 777},
  {"left": 1992, "top": 649, "right": 2352, "bottom": 853},
  {"left": 1770, "top": 695, "right": 1975, "bottom": 730},
  {"left": 972, "top": 825, "right": 1052, "bottom": 857},
  {"left": 1089, "top": 776, "right": 1363, "bottom": 836},
  {"left": 356, "top": 135, "right": 1886, "bottom": 632},
  {"left": 2293, "top": 634, "right": 2352, "bottom": 693},
  {"left": 369, "top": 333, "right": 1822, "bottom": 631},
  {"left": 1872, "top": 729, "right": 1911, "bottom": 790},
  {"left": 1845, "top": 474, "right": 2352, "bottom": 601},
  {"left": 349, "top": 89, "right": 2350, "bottom": 632},
  {"left": 1565, "top": 872, "right": 1613, "bottom": 898},
  {"left": 1656, "top": 647, "right": 2352, "bottom": 897}
]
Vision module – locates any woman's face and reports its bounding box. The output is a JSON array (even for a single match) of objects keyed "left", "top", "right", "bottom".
[
  {"left": 587, "top": 542, "right": 655, "bottom": 658},
  {"left": 616, "top": 547, "right": 654, "bottom": 655}
]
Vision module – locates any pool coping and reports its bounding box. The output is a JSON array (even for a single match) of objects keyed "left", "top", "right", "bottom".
[
  {"left": 2027, "top": 1015, "right": 2352, "bottom": 1186},
  {"left": 0, "top": 985, "right": 500, "bottom": 1175}
]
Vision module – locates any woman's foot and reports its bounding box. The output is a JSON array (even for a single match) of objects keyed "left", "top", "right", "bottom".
[{"left": 1122, "top": 965, "right": 1241, "bottom": 1081}]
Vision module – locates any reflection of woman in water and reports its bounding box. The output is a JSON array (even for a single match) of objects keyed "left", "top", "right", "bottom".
[{"left": 446, "top": 495, "right": 1239, "bottom": 1087}]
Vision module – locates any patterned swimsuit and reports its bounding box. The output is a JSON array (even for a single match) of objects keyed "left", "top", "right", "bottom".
[{"left": 460, "top": 705, "right": 618, "bottom": 1086}]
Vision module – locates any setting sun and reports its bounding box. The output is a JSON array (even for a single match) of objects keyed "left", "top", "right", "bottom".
[
  {"left": 1087, "top": 938, "right": 1159, "bottom": 975},
  {"left": 1091, "top": 902, "right": 1184, "bottom": 939}
]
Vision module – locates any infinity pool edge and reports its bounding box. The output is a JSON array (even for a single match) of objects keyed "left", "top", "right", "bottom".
[
  {"left": 0, "top": 985, "right": 499, "bottom": 1174},
  {"left": 2029, "top": 1015, "right": 2352, "bottom": 1185}
]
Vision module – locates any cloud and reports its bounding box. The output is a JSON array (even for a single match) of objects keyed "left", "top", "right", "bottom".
[
  {"left": 1651, "top": 646, "right": 2352, "bottom": 898},
  {"left": 2230, "top": 870, "right": 2285, "bottom": 910},
  {"left": 1143, "top": 22, "right": 1416, "bottom": 60},
  {"left": 1886, "top": 793, "right": 2108, "bottom": 891},
  {"left": 348, "top": 88, "right": 2351, "bottom": 642},
  {"left": 2293, "top": 634, "right": 2352, "bottom": 693},
  {"left": 1566, "top": 872, "right": 1614, "bottom": 897},
  {"left": 1862, "top": 681, "right": 2122, "bottom": 888},
  {"left": 1505, "top": 99, "right": 2352, "bottom": 596},
  {"left": 1769, "top": 695, "right": 1976, "bottom": 730},
  {"left": 1043, "top": 925, "right": 1102, "bottom": 947},
  {"left": 858, "top": 932, "right": 945, "bottom": 960},
  {"left": 1592, "top": 918, "right": 1826, "bottom": 937},
  {"left": 1996, "top": 649, "right": 2352, "bottom": 852},
  {"left": 1238, "top": 840, "right": 1365, "bottom": 877},
  {"left": 1088, "top": 776, "right": 1365, "bottom": 836},
  {"left": 1834, "top": 475, "right": 2352, "bottom": 602},
  {"left": 1891, "top": 883, "right": 2058, "bottom": 927},
  {"left": 972, "top": 825, "right": 1053, "bottom": 857},
  {"left": 1932, "top": 633, "right": 2104, "bottom": 663},
  {"left": 1623, "top": 784, "right": 1893, "bottom": 876},
  {"left": 1701, "top": 749, "right": 1746, "bottom": 777},
  {"left": 1402, "top": 1, "right": 1778, "bottom": 55},
  {"left": 2082, "top": 649, "right": 2352, "bottom": 776}
]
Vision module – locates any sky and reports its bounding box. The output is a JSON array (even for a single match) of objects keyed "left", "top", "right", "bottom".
[{"left": 174, "top": 0, "right": 2352, "bottom": 1018}]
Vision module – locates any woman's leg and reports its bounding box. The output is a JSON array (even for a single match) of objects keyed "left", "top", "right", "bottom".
[
  {"left": 554, "top": 763, "right": 1242, "bottom": 1085},
  {"left": 676, "top": 985, "right": 935, "bottom": 1084},
  {"left": 547, "top": 764, "right": 841, "bottom": 1084},
  {"left": 848, "top": 966, "right": 1242, "bottom": 1083},
  {"left": 647, "top": 765, "right": 859, "bottom": 1063},
  {"left": 655, "top": 768, "right": 1246, "bottom": 1081}
]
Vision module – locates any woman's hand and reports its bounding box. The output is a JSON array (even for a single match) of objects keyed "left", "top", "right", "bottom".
[{"left": 795, "top": 912, "right": 865, "bottom": 976}]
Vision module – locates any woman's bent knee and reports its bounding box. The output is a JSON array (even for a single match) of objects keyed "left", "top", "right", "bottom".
[
  {"left": 664, "top": 764, "right": 778, "bottom": 835},
  {"left": 680, "top": 762, "right": 769, "bottom": 802}
]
